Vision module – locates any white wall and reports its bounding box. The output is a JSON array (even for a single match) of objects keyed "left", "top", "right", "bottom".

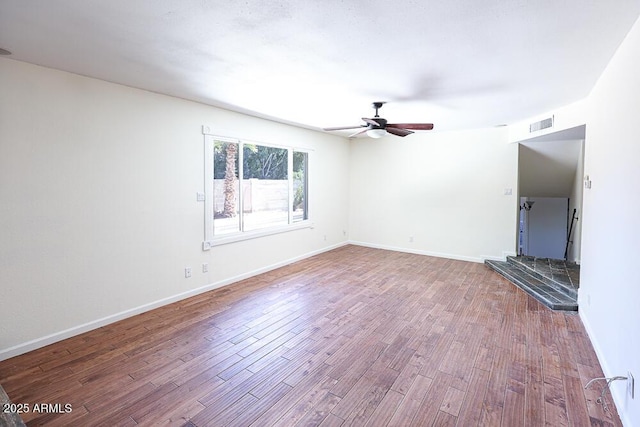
[
  {"left": 580, "top": 16, "right": 640, "bottom": 427},
  {"left": 348, "top": 127, "right": 518, "bottom": 262},
  {"left": 0, "top": 59, "right": 350, "bottom": 360},
  {"left": 567, "top": 141, "right": 584, "bottom": 263}
]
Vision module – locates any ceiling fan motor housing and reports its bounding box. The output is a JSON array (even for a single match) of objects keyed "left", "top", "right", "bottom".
[{"left": 371, "top": 117, "right": 387, "bottom": 129}]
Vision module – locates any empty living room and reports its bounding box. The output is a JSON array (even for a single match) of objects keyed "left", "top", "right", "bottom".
[{"left": 1, "top": 1, "right": 639, "bottom": 426}]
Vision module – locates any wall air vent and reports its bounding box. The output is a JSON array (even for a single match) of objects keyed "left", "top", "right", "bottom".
[{"left": 529, "top": 116, "right": 554, "bottom": 133}]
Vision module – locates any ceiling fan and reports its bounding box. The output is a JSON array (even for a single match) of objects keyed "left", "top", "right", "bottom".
[{"left": 323, "top": 102, "right": 434, "bottom": 138}]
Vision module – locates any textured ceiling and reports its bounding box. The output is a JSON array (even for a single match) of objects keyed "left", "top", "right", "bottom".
[{"left": 1, "top": 1, "right": 639, "bottom": 133}]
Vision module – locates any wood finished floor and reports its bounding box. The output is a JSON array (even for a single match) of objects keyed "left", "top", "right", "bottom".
[{"left": 0, "top": 245, "right": 621, "bottom": 426}]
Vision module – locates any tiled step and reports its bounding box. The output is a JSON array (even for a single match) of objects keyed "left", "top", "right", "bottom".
[
  {"left": 505, "top": 256, "right": 578, "bottom": 300},
  {"left": 505, "top": 256, "right": 579, "bottom": 299},
  {"left": 485, "top": 259, "right": 578, "bottom": 311}
]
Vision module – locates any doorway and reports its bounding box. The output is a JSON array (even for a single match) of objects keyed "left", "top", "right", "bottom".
[{"left": 517, "top": 125, "right": 585, "bottom": 263}]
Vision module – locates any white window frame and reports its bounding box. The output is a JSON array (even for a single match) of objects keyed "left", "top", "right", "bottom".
[{"left": 202, "top": 125, "right": 312, "bottom": 249}]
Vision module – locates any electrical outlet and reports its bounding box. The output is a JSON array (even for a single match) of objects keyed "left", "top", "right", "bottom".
[
  {"left": 409, "top": 236, "right": 414, "bottom": 242},
  {"left": 202, "top": 263, "right": 208, "bottom": 273},
  {"left": 185, "top": 267, "right": 192, "bottom": 278},
  {"left": 629, "top": 372, "right": 635, "bottom": 399}
]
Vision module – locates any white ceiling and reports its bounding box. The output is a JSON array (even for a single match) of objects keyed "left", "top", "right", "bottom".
[{"left": 1, "top": 1, "right": 639, "bottom": 133}]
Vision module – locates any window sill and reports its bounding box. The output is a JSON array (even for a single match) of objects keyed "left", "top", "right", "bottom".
[{"left": 203, "top": 220, "right": 313, "bottom": 249}]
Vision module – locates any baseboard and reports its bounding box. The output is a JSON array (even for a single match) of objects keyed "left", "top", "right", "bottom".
[
  {"left": 579, "top": 310, "right": 631, "bottom": 427},
  {"left": 347, "top": 240, "right": 484, "bottom": 263},
  {"left": 0, "top": 242, "right": 348, "bottom": 362}
]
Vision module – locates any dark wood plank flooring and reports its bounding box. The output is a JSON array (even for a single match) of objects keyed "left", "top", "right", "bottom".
[{"left": 0, "top": 245, "right": 621, "bottom": 426}]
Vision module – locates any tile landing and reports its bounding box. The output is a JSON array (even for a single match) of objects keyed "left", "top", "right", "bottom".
[{"left": 485, "top": 255, "right": 579, "bottom": 311}]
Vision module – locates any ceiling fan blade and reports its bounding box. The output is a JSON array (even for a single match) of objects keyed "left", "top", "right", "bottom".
[
  {"left": 348, "top": 129, "right": 369, "bottom": 138},
  {"left": 323, "top": 125, "right": 364, "bottom": 131},
  {"left": 385, "top": 127, "right": 414, "bottom": 137},
  {"left": 362, "top": 117, "right": 381, "bottom": 127},
  {"left": 386, "top": 123, "right": 434, "bottom": 130}
]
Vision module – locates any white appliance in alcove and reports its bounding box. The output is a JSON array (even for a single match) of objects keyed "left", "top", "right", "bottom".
[{"left": 519, "top": 197, "right": 568, "bottom": 259}]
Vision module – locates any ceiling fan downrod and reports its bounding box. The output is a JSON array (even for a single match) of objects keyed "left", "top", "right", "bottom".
[{"left": 372, "top": 101, "right": 385, "bottom": 117}]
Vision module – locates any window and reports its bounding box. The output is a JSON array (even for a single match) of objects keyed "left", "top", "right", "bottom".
[
  {"left": 203, "top": 126, "right": 310, "bottom": 247},
  {"left": 292, "top": 151, "right": 308, "bottom": 223}
]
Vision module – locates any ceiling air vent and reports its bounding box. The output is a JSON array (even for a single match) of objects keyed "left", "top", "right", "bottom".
[{"left": 529, "top": 116, "right": 554, "bottom": 133}]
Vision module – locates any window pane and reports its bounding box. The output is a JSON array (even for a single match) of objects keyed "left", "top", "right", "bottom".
[
  {"left": 213, "top": 141, "right": 240, "bottom": 235},
  {"left": 293, "top": 151, "right": 308, "bottom": 222},
  {"left": 242, "top": 144, "right": 289, "bottom": 231}
]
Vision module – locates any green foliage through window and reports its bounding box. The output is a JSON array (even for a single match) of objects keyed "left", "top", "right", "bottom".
[
  {"left": 243, "top": 145, "right": 288, "bottom": 180},
  {"left": 211, "top": 139, "right": 308, "bottom": 235}
]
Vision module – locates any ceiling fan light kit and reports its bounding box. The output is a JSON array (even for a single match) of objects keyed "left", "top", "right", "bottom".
[
  {"left": 323, "top": 102, "right": 434, "bottom": 139},
  {"left": 366, "top": 129, "right": 387, "bottom": 138}
]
